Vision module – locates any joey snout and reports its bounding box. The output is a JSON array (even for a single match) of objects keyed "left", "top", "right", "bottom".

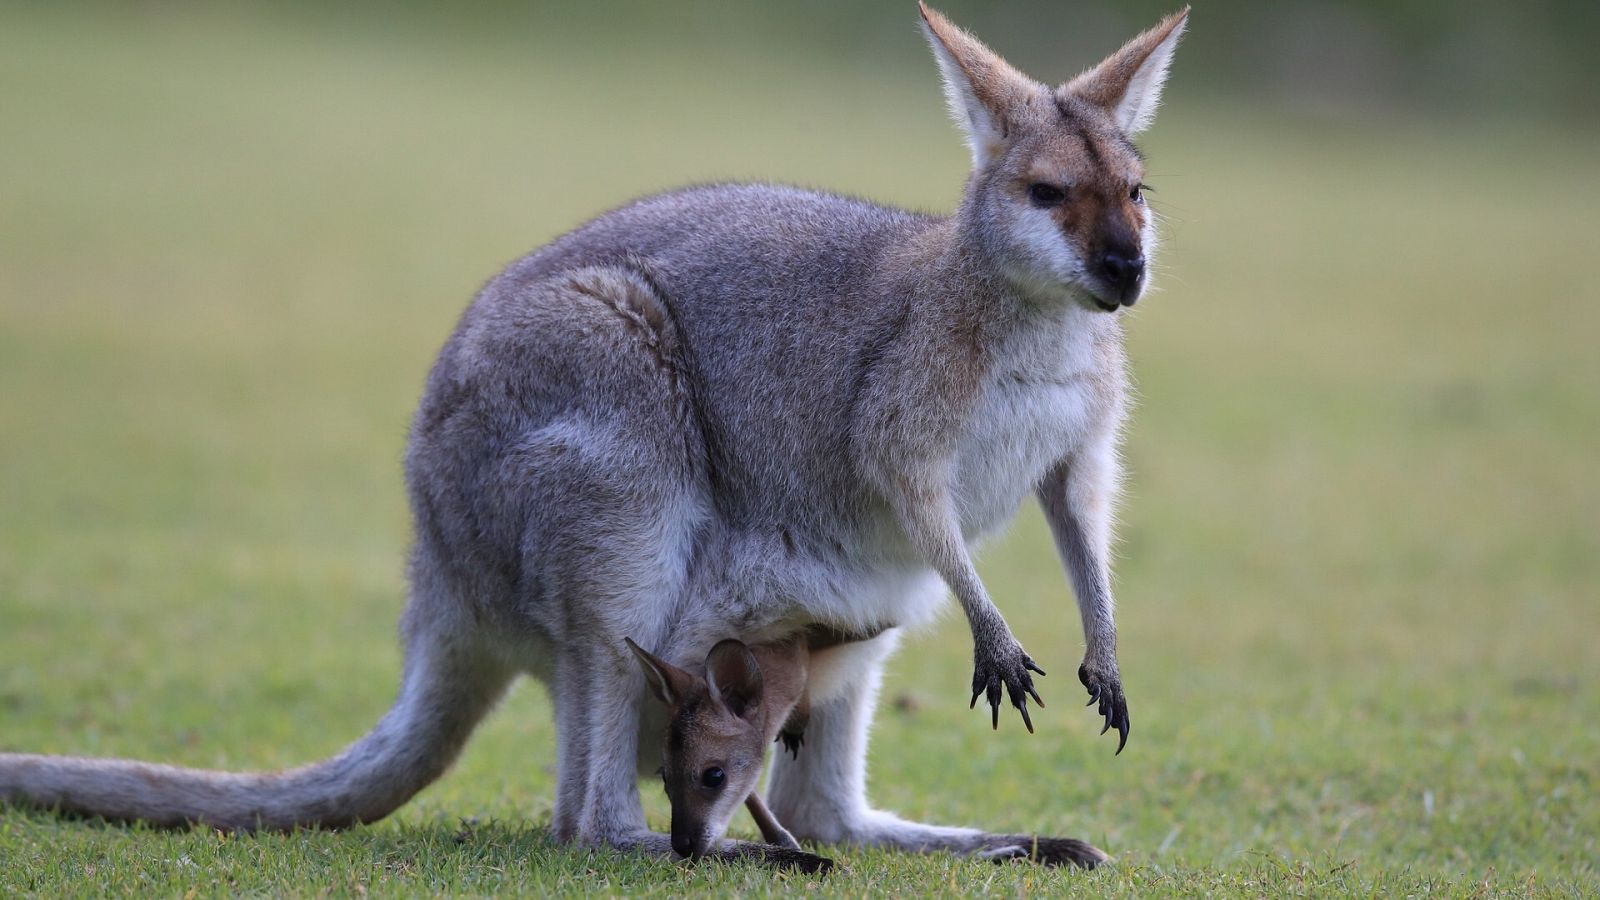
[{"left": 670, "top": 824, "right": 705, "bottom": 860}]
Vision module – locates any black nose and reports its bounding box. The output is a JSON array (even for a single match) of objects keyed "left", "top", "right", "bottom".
[
  {"left": 672, "top": 833, "right": 696, "bottom": 858},
  {"left": 1099, "top": 250, "right": 1145, "bottom": 303}
]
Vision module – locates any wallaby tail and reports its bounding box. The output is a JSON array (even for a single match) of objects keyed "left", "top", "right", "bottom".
[{"left": 0, "top": 641, "right": 510, "bottom": 831}]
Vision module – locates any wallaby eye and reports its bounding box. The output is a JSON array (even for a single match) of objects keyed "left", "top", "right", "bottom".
[
  {"left": 701, "top": 766, "right": 725, "bottom": 789},
  {"left": 1130, "top": 183, "right": 1149, "bottom": 204},
  {"left": 1027, "top": 183, "right": 1066, "bottom": 207}
]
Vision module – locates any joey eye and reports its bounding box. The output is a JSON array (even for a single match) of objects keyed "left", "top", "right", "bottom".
[
  {"left": 1130, "top": 183, "right": 1149, "bottom": 204},
  {"left": 1027, "top": 183, "right": 1066, "bottom": 207},
  {"left": 701, "top": 766, "right": 726, "bottom": 789}
]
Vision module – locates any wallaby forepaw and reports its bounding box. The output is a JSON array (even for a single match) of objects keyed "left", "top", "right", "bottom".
[
  {"left": 1078, "top": 661, "right": 1129, "bottom": 753},
  {"left": 979, "top": 835, "right": 1109, "bottom": 869},
  {"left": 969, "top": 640, "right": 1045, "bottom": 732},
  {"left": 777, "top": 731, "right": 804, "bottom": 759}
]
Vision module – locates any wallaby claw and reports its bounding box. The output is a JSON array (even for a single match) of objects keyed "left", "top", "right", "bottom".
[
  {"left": 1078, "top": 662, "right": 1130, "bottom": 754},
  {"left": 971, "top": 642, "right": 1044, "bottom": 732},
  {"left": 777, "top": 731, "right": 804, "bottom": 759}
]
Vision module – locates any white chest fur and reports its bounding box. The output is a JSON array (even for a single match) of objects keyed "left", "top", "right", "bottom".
[{"left": 952, "top": 307, "right": 1112, "bottom": 541}]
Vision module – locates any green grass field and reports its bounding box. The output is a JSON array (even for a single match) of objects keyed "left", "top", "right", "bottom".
[{"left": 2, "top": 5, "right": 1597, "bottom": 896}]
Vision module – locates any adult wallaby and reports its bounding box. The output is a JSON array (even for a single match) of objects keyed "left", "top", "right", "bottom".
[{"left": 1, "top": 3, "right": 1187, "bottom": 871}]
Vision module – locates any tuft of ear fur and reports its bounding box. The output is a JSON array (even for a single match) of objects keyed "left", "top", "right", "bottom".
[
  {"left": 1064, "top": 7, "right": 1189, "bottom": 135},
  {"left": 918, "top": 2, "right": 1040, "bottom": 168},
  {"left": 705, "top": 639, "right": 764, "bottom": 721},
  {"left": 626, "top": 638, "right": 696, "bottom": 708}
]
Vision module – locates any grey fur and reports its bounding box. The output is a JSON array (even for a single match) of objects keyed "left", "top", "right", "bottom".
[{"left": 0, "top": 6, "right": 1189, "bottom": 872}]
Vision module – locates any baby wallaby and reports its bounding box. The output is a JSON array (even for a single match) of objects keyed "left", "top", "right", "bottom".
[{"left": 625, "top": 637, "right": 812, "bottom": 863}]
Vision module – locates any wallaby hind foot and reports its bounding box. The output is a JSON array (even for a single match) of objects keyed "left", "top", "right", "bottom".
[{"left": 977, "top": 835, "right": 1110, "bottom": 869}]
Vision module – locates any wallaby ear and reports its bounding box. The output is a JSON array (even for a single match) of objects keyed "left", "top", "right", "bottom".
[
  {"left": 704, "top": 639, "right": 763, "bottom": 721},
  {"left": 1064, "top": 7, "right": 1189, "bottom": 135},
  {"left": 625, "top": 638, "right": 696, "bottom": 708},
  {"left": 918, "top": 2, "right": 1040, "bottom": 168}
]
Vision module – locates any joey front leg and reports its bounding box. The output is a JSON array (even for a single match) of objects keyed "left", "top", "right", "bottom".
[
  {"left": 889, "top": 477, "right": 1044, "bottom": 730},
  {"left": 744, "top": 793, "right": 802, "bottom": 850},
  {"left": 1039, "top": 451, "right": 1129, "bottom": 752}
]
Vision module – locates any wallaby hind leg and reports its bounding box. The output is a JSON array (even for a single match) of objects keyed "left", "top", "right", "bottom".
[
  {"left": 547, "top": 652, "right": 591, "bottom": 841},
  {"left": 765, "top": 633, "right": 1106, "bottom": 869},
  {"left": 409, "top": 263, "right": 702, "bottom": 841}
]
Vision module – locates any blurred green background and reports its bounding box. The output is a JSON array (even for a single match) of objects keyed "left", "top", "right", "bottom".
[{"left": 1, "top": 2, "right": 1596, "bottom": 895}]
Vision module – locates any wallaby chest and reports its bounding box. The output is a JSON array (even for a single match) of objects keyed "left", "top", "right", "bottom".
[{"left": 952, "top": 309, "right": 1117, "bottom": 540}]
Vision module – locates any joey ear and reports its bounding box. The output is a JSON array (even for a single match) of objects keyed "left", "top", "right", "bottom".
[
  {"left": 625, "top": 638, "right": 696, "bottom": 708},
  {"left": 918, "top": 2, "right": 1041, "bottom": 168},
  {"left": 704, "top": 639, "right": 763, "bottom": 721},
  {"left": 1064, "top": 7, "right": 1189, "bottom": 135}
]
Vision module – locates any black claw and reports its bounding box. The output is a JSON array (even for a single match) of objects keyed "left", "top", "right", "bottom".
[
  {"left": 1007, "top": 683, "right": 1036, "bottom": 735},
  {"left": 989, "top": 681, "right": 1002, "bottom": 729},
  {"left": 1078, "top": 664, "right": 1131, "bottom": 753},
  {"left": 976, "top": 650, "right": 1051, "bottom": 731}
]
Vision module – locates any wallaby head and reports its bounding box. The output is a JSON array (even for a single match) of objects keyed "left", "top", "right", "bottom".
[
  {"left": 626, "top": 637, "right": 772, "bottom": 860},
  {"left": 919, "top": 2, "right": 1189, "bottom": 312}
]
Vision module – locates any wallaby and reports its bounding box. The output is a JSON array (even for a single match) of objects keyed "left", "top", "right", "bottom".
[
  {"left": 625, "top": 637, "right": 814, "bottom": 864},
  {"left": 1, "top": 3, "right": 1188, "bottom": 871}
]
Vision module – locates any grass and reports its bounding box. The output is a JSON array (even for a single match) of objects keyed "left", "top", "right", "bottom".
[{"left": 2, "top": 4, "right": 1597, "bottom": 896}]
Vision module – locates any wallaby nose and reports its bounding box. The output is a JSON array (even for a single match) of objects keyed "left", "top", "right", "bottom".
[
  {"left": 1099, "top": 250, "right": 1145, "bottom": 303},
  {"left": 672, "top": 832, "right": 697, "bottom": 858}
]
